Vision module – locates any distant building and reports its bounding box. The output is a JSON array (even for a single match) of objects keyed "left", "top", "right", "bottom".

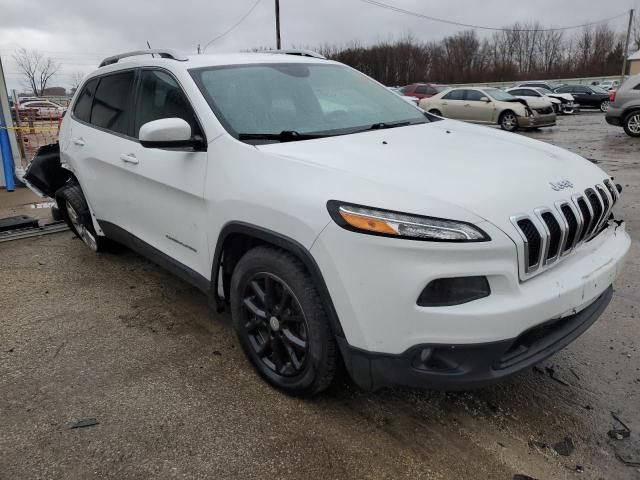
[
  {"left": 629, "top": 50, "right": 640, "bottom": 76},
  {"left": 42, "top": 86, "right": 66, "bottom": 96}
]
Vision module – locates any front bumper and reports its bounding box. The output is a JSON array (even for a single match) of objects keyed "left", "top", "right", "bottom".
[
  {"left": 339, "top": 286, "right": 612, "bottom": 390},
  {"left": 562, "top": 102, "right": 579, "bottom": 114},
  {"left": 517, "top": 113, "right": 556, "bottom": 128}
]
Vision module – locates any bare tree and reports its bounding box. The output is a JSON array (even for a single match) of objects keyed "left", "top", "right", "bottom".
[
  {"left": 12, "top": 48, "right": 60, "bottom": 97},
  {"left": 70, "top": 71, "right": 86, "bottom": 92}
]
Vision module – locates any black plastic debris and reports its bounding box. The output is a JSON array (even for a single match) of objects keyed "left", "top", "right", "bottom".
[
  {"left": 553, "top": 436, "right": 575, "bottom": 456},
  {"left": 70, "top": 418, "right": 99, "bottom": 429},
  {"left": 608, "top": 429, "right": 631, "bottom": 440},
  {"left": 513, "top": 475, "right": 537, "bottom": 480},
  {"left": 0, "top": 215, "right": 39, "bottom": 233},
  {"left": 545, "top": 366, "right": 570, "bottom": 386}
]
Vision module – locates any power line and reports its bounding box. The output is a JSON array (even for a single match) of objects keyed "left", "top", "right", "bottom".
[
  {"left": 358, "top": 0, "right": 629, "bottom": 32},
  {"left": 202, "top": 0, "right": 263, "bottom": 52}
]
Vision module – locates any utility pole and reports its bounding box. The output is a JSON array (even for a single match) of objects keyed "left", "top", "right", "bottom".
[
  {"left": 275, "top": 0, "right": 281, "bottom": 50},
  {"left": 621, "top": 9, "right": 634, "bottom": 86}
]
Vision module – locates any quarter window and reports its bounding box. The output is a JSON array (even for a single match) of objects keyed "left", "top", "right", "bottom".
[
  {"left": 73, "top": 78, "right": 99, "bottom": 123},
  {"left": 135, "top": 70, "right": 200, "bottom": 138},
  {"left": 90, "top": 71, "right": 135, "bottom": 135}
]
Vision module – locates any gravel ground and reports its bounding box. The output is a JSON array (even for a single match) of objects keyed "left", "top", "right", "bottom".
[{"left": 1, "top": 112, "right": 639, "bottom": 480}]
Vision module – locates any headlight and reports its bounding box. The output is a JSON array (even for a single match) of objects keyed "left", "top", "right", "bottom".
[{"left": 327, "top": 201, "right": 490, "bottom": 242}]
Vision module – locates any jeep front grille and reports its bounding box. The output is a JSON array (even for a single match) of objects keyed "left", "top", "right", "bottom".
[{"left": 511, "top": 179, "right": 617, "bottom": 278}]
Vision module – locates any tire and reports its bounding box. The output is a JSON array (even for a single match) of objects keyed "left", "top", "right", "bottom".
[
  {"left": 623, "top": 110, "right": 640, "bottom": 137},
  {"left": 428, "top": 109, "right": 442, "bottom": 116},
  {"left": 499, "top": 110, "right": 518, "bottom": 132},
  {"left": 230, "top": 246, "right": 337, "bottom": 396},
  {"left": 600, "top": 100, "right": 609, "bottom": 113},
  {"left": 56, "top": 183, "right": 109, "bottom": 252}
]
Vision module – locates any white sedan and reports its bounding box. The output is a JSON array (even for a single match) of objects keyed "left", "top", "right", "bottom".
[
  {"left": 507, "top": 87, "right": 578, "bottom": 115},
  {"left": 17, "top": 100, "right": 65, "bottom": 119}
]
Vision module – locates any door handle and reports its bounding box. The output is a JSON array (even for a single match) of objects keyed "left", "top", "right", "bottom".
[
  {"left": 71, "top": 137, "right": 85, "bottom": 146},
  {"left": 120, "top": 153, "right": 139, "bottom": 165}
]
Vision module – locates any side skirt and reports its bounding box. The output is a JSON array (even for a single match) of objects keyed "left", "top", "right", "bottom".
[{"left": 98, "top": 221, "right": 210, "bottom": 293}]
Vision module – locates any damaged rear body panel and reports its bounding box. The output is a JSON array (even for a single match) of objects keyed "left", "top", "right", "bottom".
[{"left": 23, "top": 143, "right": 71, "bottom": 198}]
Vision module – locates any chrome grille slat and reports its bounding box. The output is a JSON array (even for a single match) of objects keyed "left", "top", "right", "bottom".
[{"left": 513, "top": 179, "right": 616, "bottom": 280}]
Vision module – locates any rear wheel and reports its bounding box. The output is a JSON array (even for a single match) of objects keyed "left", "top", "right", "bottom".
[
  {"left": 230, "top": 246, "right": 337, "bottom": 396},
  {"left": 56, "top": 183, "right": 108, "bottom": 252},
  {"left": 600, "top": 100, "right": 609, "bottom": 113},
  {"left": 623, "top": 110, "right": 640, "bottom": 137},
  {"left": 499, "top": 111, "right": 518, "bottom": 132}
]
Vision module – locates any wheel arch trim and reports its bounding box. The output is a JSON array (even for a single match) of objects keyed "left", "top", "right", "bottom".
[{"left": 210, "top": 221, "right": 345, "bottom": 337}]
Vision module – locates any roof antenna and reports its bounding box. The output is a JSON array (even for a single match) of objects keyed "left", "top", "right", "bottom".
[{"left": 146, "top": 40, "right": 155, "bottom": 58}]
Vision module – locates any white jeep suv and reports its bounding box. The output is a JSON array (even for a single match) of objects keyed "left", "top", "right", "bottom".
[{"left": 25, "top": 49, "right": 630, "bottom": 396}]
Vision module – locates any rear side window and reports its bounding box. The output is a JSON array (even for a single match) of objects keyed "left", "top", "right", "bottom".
[
  {"left": 73, "top": 78, "right": 99, "bottom": 123},
  {"left": 90, "top": 71, "right": 135, "bottom": 135},
  {"left": 135, "top": 70, "right": 200, "bottom": 138},
  {"left": 443, "top": 89, "right": 465, "bottom": 100}
]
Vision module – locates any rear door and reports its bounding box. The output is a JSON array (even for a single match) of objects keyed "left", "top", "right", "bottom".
[
  {"left": 124, "top": 69, "right": 210, "bottom": 276},
  {"left": 67, "top": 71, "right": 138, "bottom": 230}
]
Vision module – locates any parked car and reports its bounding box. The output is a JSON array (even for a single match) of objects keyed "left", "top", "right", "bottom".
[
  {"left": 386, "top": 87, "right": 420, "bottom": 106},
  {"left": 506, "top": 87, "right": 578, "bottom": 115},
  {"left": 605, "top": 74, "right": 640, "bottom": 137},
  {"left": 401, "top": 83, "right": 447, "bottom": 99},
  {"left": 420, "top": 86, "right": 556, "bottom": 131},
  {"left": 553, "top": 85, "right": 610, "bottom": 112},
  {"left": 24, "top": 49, "right": 630, "bottom": 396},
  {"left": 17, "top": 100, "right": 65, "bottom": 119},
  {"left": 598, "top": 80, "right": 619, "bottom": 91},
  {"left": 517, "top": 81, "right": 566, "bottom": 92}
]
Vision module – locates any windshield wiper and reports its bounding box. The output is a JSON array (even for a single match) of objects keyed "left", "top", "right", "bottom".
[
  {"left": 238, "top": 130, "right": 328, "bottom": 143},
  {"left": 368, "top": 121, "right": 412, "bottom": 130}
]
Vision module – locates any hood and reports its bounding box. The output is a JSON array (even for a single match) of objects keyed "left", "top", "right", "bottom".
[
  {"left": 547, "top": 92, "right": 574, "bottom": 102},
  {"left": 257, "top": 120, "right": 609, "bottom": 235},
  {"left": 518, "top": 97, "right": 553, "bottom": 109}
]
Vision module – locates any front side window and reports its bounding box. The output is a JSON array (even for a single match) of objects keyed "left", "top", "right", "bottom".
[
  {"left": 73, "top": 78, "right": 99, "bottom": 123},
  {"left": 464, "top": 90, "right": 485, "bottom": 101},
  {"left": 190, "top": 63, "right": 429, "bottom": 141},
  {"left": 135, "top": 70, "right": 200, "bottom": 138},
  {"left": 443, "top": 89, "right": 465, "bottom": 100},
  {"left": 414, "top": 86, "right": 428, "bottom": 94},
  {"left": 90, "top": 71, "right": 135, "bottom": 135}
]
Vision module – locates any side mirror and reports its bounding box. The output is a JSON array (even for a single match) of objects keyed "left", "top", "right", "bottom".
[
  {"left": 480, "top": 96, "right": 490, "bottom": 102},
  {"left": 139, "top": 118, "right": 206, "bottom": 150}
]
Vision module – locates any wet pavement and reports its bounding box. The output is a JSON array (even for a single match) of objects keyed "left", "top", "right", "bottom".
[{"left": 1, "top": 112, "right": 639, "bottom": 479}]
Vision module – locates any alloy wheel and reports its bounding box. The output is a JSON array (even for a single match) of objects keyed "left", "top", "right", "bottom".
[
  {"left": 65, "top": 201, "right": 98, "bottom": 251},
  {"left": 600, "top": 100, "right": 609, "bottom": 113},
  {"left": 502, "top": 113, "right": 517, "bottom": 131},
  {"left": 240, "top": 272, "right": 309, "bottom": 377},
  {"left": 627, "top": 113, "right": 640, "bottom": 135}
]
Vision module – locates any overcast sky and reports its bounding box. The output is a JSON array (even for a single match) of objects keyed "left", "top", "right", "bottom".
[{"left": 1, "top": 0, "right": 638, "bottom": 92}]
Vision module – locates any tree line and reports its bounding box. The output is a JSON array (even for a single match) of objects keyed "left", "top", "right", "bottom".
[{"left": 319, "top": 21, "right": 637, "bottom": 86}]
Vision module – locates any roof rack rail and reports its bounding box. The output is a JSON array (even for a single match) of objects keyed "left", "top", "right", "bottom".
[
  {"left": 99, "top": 49, "right": 188, "bottom": 68},
  {"left": 266, "top": 49, "right": 326, "bottom": 59}
]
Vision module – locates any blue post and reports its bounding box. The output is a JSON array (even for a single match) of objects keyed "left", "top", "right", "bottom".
[{"left": 0, "top": 107, "right": 15, "bottom": 192}]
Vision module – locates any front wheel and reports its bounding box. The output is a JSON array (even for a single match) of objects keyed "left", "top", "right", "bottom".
[
  {"left": 623, "top": 110, "right": 640, "bottom": 137},
  {"left": 428, "top": 109, "right": 442, "bottom": 116},
  {"left": 499, "top": 111, "right": 518, "bottom": 132},
  {"left": 230, "top": 246, "right": 337, "bottom": 396},
  {"left": 600, "top": 100, "right": 609, "bottom": 113}
]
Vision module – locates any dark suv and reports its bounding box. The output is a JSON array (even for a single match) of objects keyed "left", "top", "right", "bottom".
[
  {"left": 605, "top": 74, "right": 640, "bottom": 137},
  {"left": 554, "top": 84, "right": 611, "bottom": 112}
]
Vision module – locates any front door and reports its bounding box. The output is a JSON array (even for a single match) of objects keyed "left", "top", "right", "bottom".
[{"left": 124, "top": 69, "right": 210, "bottom": 277}]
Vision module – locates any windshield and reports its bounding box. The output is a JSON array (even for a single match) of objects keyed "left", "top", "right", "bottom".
[
  {"left": 484, "top": 88, "right": 516, "bottom": 101},
  {"left": 536, "top": 88, "right": 553, "bottom": 95},
  {"left": 189, "top": 63, "right": 429, "bottom": 141},
  {"left": 433, "top": 85, "right": 447, "bottom": 93},
  {"left": 591, "top": 86, "right": 608, "bottom": 94}
]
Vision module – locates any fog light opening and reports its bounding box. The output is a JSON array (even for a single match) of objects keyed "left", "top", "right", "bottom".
[{"left": 417, "top": 276, "right": 490, "bottom": 307}]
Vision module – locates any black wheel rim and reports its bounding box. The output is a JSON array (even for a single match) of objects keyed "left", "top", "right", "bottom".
[{"left": 240, "top": 273, "right": 309, "bottom": 377}]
